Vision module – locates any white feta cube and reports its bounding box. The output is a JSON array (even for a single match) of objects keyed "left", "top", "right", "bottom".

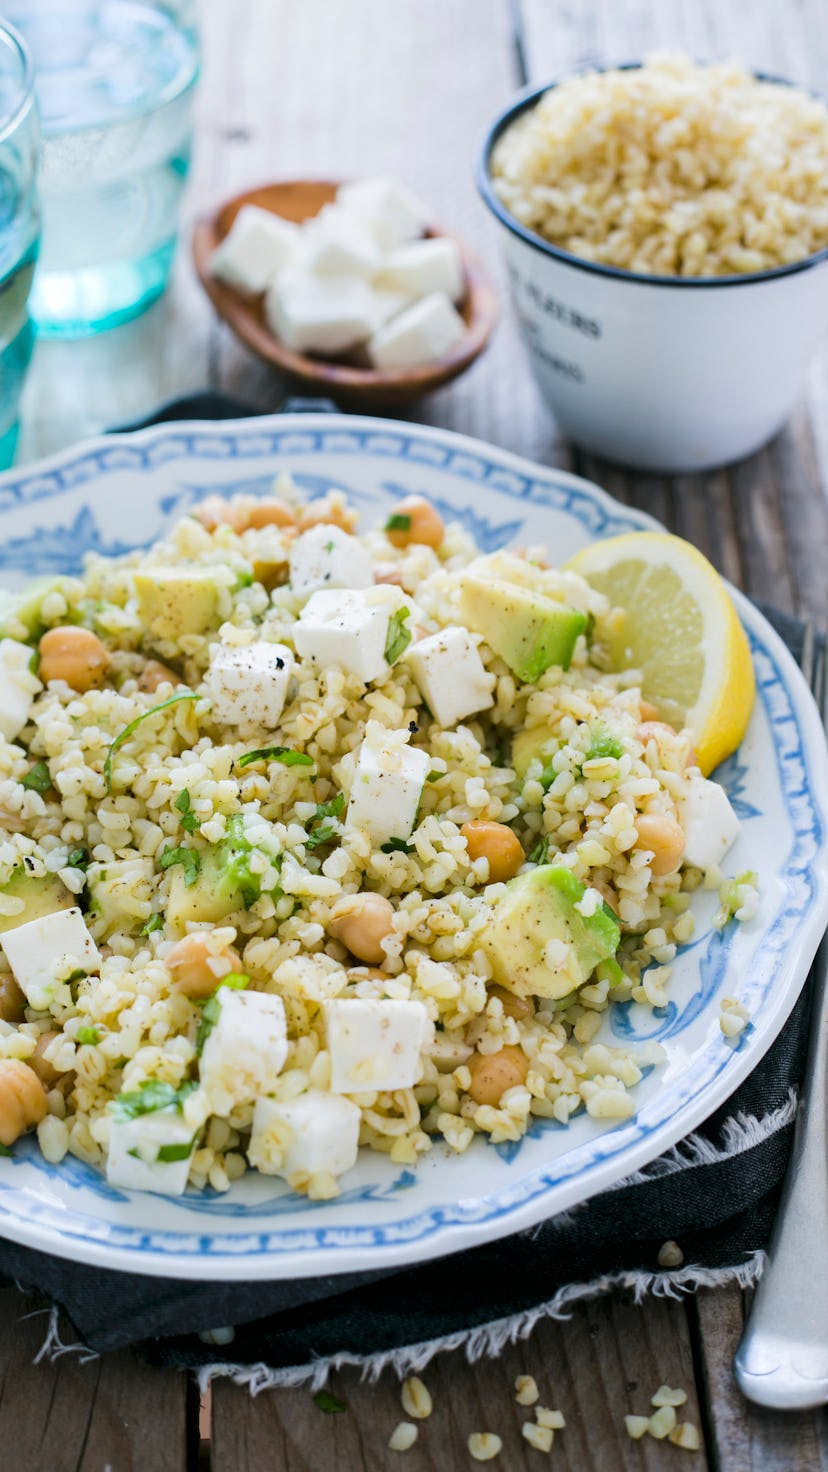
[
  {"left": 368, "top": 292, "right": 466, "bottom": 371},
  {"left": 405, "top": 627, "right": 494, "bottom": 728},
  {"left": 0, "top": 637, "right": 41, "bottom": 742},
  {"left": 294, "top": 586, "right": 412, "bottom": 684},
  {"left": 345, "top": 721, "right": 429, "bottom": 847},
  {"left": 324, "top": 997, "right": 432, "bottom": 1091},
  {"left": 265, "top": 270, "right": 378, "bottom": 355},
  {"left": 205, "top": 641, "right": 294, "bottom": 731},
  {"left": 373, "top": 286, "right": 415, "bottom": 327},
  {"left": 288, "top": 524, "right": 374, "bottom": 599},
  {"left": 337, "top": 176, "right": 429, "bottom": 250},
  {"left": 378, "top": 237, "right": 465, "bottom": 304},
  {"left": 248, "top": 1090, "right": 360, "bottom": 1181},
  {"left": 1, "top": 907, "right": 100, "bottom": 1011},
  {"left": 679, "top": 774, "right": 741, "bottom": 871},
  {"left": 302, "top": 203, "right": 381, "bottom": 278},
  {"left": 199, "top": 989, "right": 288, "bottom": 1113},
  {"left": 106, "top": 1104, "right": 195, "bottom": 1196},
  {"left": 209, "top": 205, "right": 300, "bottom": 294}
]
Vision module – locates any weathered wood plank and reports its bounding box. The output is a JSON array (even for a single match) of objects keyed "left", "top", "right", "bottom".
[
  {"left": 0, "top": 1287, "right": 190, "bottom": 1472},
  {"left": 693, "top": 1285, "right": 828, "bottom": 1472},
  {"left": 211, "top": 1294, "right": 707, "bottom": 1471}
]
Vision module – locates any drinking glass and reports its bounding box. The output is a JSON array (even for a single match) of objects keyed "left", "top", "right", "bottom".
[
  {"left": 0, "top": 22, "right": 39, "bottom": 469},
  {"left": 6, "top": 1, "right": 200, "bottom": 339}
]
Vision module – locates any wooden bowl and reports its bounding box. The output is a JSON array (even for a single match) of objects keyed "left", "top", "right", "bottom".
[{"left": 192, "top": 180, "right": 499, "bottom": 409}]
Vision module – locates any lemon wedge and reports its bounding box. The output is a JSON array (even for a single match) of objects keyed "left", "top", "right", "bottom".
[{"left": 565, "top": 531, "right": 755, "bottom": 775}]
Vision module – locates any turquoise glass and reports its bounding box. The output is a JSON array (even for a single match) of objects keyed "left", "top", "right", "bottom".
[
  {"left": 6, "top": 2, "right": 199, "bottom": 339},
  {"left": 0, "top": 23, "right": 39, "bottom": 470}
]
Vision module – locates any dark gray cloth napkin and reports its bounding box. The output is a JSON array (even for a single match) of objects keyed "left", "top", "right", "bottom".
[{"left": 0, "top": 396, "right": 818, "bottom": 1371}]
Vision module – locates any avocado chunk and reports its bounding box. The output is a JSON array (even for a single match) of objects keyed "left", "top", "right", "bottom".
[
  {"left": 166, "top": 816, "right": 279, "bottom": 930},
  {"left": 512, "top": 727, "right": 557, "bottom": 781},
  {"left": 134, "top": 567, "right": 220, "bottom": 642},
  {"left": 481, "top": 864, "right": 620, "bottom": 1000},
  {"left": 0, "top": 869, "right": 74, "bottom": 936},
  {"left": 459, "top": 576, "right": 585, "bottom": 683},
  {"left": 87, "top": 858, "right": 154, "bottom": 937},
  {"left": 0, "top": 578, "right": 70, "bottom": 640}
]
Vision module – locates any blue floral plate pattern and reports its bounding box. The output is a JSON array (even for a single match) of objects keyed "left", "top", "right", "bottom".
[{"left": 0, "top": 414, "right": 826, "bottom": 1280}]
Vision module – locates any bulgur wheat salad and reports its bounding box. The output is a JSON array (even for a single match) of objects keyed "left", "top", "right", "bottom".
[{"left": 0, "top": 481, "right": 753, "bottom": 1200}]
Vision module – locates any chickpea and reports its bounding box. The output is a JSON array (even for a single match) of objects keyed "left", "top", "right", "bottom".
[
  {"left": 166, "top": 934, "right": 243, "bottom": 999},
  {"left": 138, "top": 659, "right": 180, "bottom": 694},
  {"left": 639, "top": 699, "right": 662, "bottom": 723},
  {"left": 487, "top": 983, "right": 534, "bottom": 1021},
  {"left": 461, "top": 821, "right": 524, "bottom": 883},
  {"left": 194, "top": 495, "right": 246, "bottom": 533},
  {"left": 634, "top": 812, "right": 686, "bottom": 876},
  {"left": 0, "top": 1059, "right": 47, "bottom": 1147},
  {"left": 28, "top": 1030, "right": 67, "bottom": 1091},
  {"left": 0, "top": 973, "right": 26, "bottom": 1024},
  {"left": 467, "top": 1045, "right": 529, "bottom": 1107},
  {"left": 328, "top": 894, "right": 395, "bottom": 965},
  {"left": 385, "top": 495, "right": 444, "bottom": 550},
  {"left": 245, "top": 498, "right": 297, "bottom": 530},
  {"left": 39, "top": 626, "right": 109, "bottom": 693},
  {"left": 638, "top": 720, "right": 677, "bottom": 745}
]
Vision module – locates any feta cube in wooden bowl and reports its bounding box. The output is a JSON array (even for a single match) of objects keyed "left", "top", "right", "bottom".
[{"left": 192, "top": 179, "right": 498, "bottom": 408}]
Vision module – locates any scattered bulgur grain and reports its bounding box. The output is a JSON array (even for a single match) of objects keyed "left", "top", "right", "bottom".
[
  {"left": 651, "top": 1385, "right": 688, "bottom": 1408},
  {"left": 669, "top": 1421, "right": 702, "bottom": 1451},
  {"left": 625, "top": 1415, "right": 651, "bottom": 1440},
  {"left": 657, "top": 1239, "right": 685, "bottom": 1268},
  {"left": 388, "top": 1422, "right": 418, "bottom": 1452},
  {"left": 467, "top": 1432, "right": 503, "bottom": 1461},
  {"left": 535, "top": 1406, "right": 565, "bottom": 1429},
  {"left": 522, "top": 1422, "right": 554, "bottom": 1452},
  {"left": 648, "top": 1404, "right": 678, "bottom": 1439},
  {"left": 401, "top": 1375, "right": 432, "bottom": 1420},
  {"left": 514, "top": 1374, "right": 540, "bottom": 1406}
]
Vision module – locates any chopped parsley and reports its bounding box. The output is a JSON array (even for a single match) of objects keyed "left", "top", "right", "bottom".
[
  {"left": 384, "top": 607, "right": 412, "bottom": 664},
  {"left": 158, "top": 844, "right": 201, "bottom": 888},
  {"left": 324, "top": 539, "right": 335, "bottom": 553},
  {"left": 140, "top": 913, "right": 164, "bottom": 936},
  {"left": 76, "top": 1025, "right": 101, "bottom": 1045},
  {"left": 384, "top": 512, "right": 411, "bottom": 534},
  {"left": 314, "top": 1390, "right": 347, "bottom": 1414},
  {"left": 21, "top": 761, "right": 52, "bottom": 794},
  {"left": 230, "top": 570, "right": 254, "bottom": 593},
  {"left": 212, "top": 814, "right": 272, "bottom": 907},
  {"left": 237, "top": 745, "right": 314, "bottom": 770},
  {"left": 305, "top": 792, "right": 345, "bottom": 850},
  {"left": 28, "top": 649, "right": 40, "bottom": 675},
  {"left": 156, "top": 1137, "right": 198, "bottom": 1164},
  {"left": 196, "top": 973, "right": 249, "bottom": 1052},
  {"left": 175, "top": 788, "right": 201, "bottom": 833},
  {"left": 426, "top": 770, "right": 443, "bottom": 783},
  {"left": 105, "top": 692, "right": 199, "bottom": 791},
  {"left": 380, "top": 837, "right": 414, "bottom": 854},
  {"left": 111, "top": 1079, "right": 196, "bottom": 1123},
  {"left": 67, "top": 846, "right": 89, "bottom": 869},
  {"left": 539, "top": 761, "right": 556, "bottom": 792},
  {"left": 0, "top": 1143, "right": 11, "bottom": 1157},
  {"left": 528, "top": 834, "right": 549, "bottom": 865}
]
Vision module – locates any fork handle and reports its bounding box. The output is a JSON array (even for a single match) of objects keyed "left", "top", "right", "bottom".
[{"left": 734, "top": 942, "right": 828, "bottom": 1409}]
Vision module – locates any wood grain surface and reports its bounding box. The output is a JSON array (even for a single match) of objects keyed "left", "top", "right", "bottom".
[{"left": 6, "top": 1, "right": 828, "bottom": 1468}]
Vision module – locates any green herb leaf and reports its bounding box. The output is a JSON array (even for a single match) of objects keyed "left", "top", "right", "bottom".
[
  {"left": 539, "top": 762, "right": 556, "bottom": 792},
  {"left": 384, "top": 513, "right": 411, "bottom": 534},
  {"left": 67, "top": 846, "right": 89, "bottom": 869},
  {"left": 384, "top": 607, "right": 412, "bottom": 665},
  {"left": 314, "top": 1390, "right": 347, "bottom": 1414},
  {"left": 28, "top": 649, "right": 40, "bottom": 675},
  {"left": 196, "top": 973, "right": 249, "bottom": 1052},
  {"left": 305, "top": 791, "right": 346, "bottom": 850},
  {"left": 0, "top": 1143, "right": 11, "bottom": 1157},
  {"left": 426, "top": 770, "right": 443, "bottom": 783},
  {"left": 76, "top": 1025, "right": 100, "bottom": 1045},
  {"left": 380, "top": 837, "right": 413, "bottom": 854},
  {"left": 156, "top": 1136, "right": 197, "bottom": 1163},
  {"left": 105, "top": 692, "right": 199, "bottom": 791},
  {"left": 21, "top": 760, "right": 52, "bottom": 794},
  {"left": 111, "top": 1079, "right": 195, "bottom": 1123},
  {"left": 528, "top": 834, "right": 549, "bottom": 865},
  {"left": 324, "top": 540, "right": 335, "bottom": 553},
  {"left": 230, "top": 570, "right": 254, "bottom": 593},
  {"left": 585, "top": 727, "right": 624, "bottom": 763},
  {"left": 158, "top": 845, "right": 201, "bottom": 888},
  {"left": 140, "top": 913, "right": 164, "bottom": 936},
  {"left": 238, "top": 746, "right": 314, "bottom": 770},
  {"left": 175, "top": 788, "right": 200, "bottom": 833},
  {"left": 305, "top": 822, "right": 337, "bottom": 850}
]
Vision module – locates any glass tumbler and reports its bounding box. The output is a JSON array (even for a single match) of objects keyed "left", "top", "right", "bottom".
[
  {"left": 0, "top": 22, "right": 39, "bottom": 470},
  {"left": 6, "top": 1, "right": 200, "bottom": 339}
]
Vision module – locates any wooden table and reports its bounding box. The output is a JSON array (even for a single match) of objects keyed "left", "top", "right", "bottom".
[{"left": 4, "top": 2, "right": 828, "bottom": 1467}]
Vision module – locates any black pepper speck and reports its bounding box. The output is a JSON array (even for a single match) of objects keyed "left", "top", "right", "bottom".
[{"left": 408, "top": 721, "right": 419, "bottom": 734}]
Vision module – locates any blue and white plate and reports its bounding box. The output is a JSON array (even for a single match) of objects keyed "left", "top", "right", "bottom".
[{"left": 0, "top": 413, "right": 826, "bottom": 1280}]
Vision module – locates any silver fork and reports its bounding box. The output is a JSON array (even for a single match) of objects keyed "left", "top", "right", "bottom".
[{"left": 734, "top": 620, "right": 828, "bottom": 1410}]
